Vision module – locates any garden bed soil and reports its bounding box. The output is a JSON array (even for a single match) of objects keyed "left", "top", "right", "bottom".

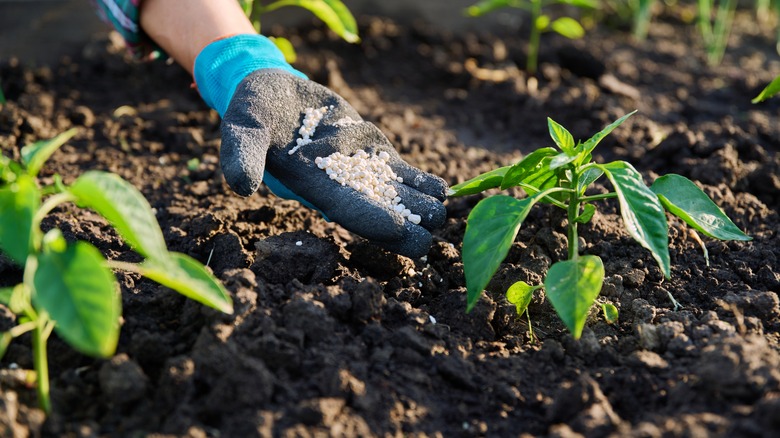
[{"left": 1, "top": 10, "right": 780, "bottom": 437}]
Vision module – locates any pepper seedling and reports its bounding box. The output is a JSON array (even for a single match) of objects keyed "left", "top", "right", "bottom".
[
  {"left": 466, "top": 0, "right": 597, "bottom": 75},
  {"left": 0, "top": 129, "right": 233, "bottom": 412},
  {"left": 450, "top": 111, "right": 751, "bottom": 339}
]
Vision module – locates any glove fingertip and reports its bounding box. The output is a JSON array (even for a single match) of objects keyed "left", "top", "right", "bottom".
[{"left": 375, "top": 223, "right": 433, "bottom": 259}]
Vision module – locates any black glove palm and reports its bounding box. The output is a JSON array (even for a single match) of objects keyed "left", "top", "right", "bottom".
[{"left": 220, "top": 69, "right": 447, "bottom": 258}]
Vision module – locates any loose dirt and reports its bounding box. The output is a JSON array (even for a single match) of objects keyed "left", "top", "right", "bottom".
[{"left": 1, "top": 10, "right": 779, "bottom": 437}]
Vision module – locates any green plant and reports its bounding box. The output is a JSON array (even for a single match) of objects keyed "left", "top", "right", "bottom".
[
  {"left": 753, "top": 75, "right": 780, "bottom": 102},
  {"left": 450, "top": 111, "right": 751, "bottom": 339},
  {"left": 238, "top": 0, "right": 360, "bottom": 63},
  {"left": 632, "top": 0, "right": 656, "bottom": 40},
  {"left": 0, "top": 129, "right": 233, "bottom": 412},
  {"left": 466, "top": 0, "right": 597, "bottom": 75},
  {"left": 697, "top": 0, "right": 737, "bottom": 65}
]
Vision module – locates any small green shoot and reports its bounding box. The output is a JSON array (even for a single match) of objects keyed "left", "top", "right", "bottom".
[
  {"left": 697, "top": 0, "right": 737, "bottom": 66},
  {"left": 753, "top": 75, "right": 780, "bottom": 103},
  {"left": 0, "top": 132, "right": 233, "bottom": 413},
  {"left": 601, "top": 302, "right": 619, "bottom": 324},
  {"left": 466, "top": 0, "right": 597, "bottom": 75},
  {"left": 451, "top": 111, "right": 750, "bottom": 339},
  {"left": 238, "top": 0, "right": 360, "bottom": 63}
]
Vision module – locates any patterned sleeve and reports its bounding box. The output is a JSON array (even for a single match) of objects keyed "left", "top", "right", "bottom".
[{"left": 93, "top": 0, "right": 162, "bottom": 60}]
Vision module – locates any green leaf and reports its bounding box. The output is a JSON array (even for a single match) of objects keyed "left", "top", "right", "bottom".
[
  {"left": 506, "top": 281, "right": 539, "bottom": 317},
  {"left": 576, "top": 167, "right": 604, "bottom": 194},
  {"left": 0, "top": 175, "right": 40, "bottom": 265},
  {"left": 33, "top": 239, "right": 120, "bottom": 357},
  {"left": 535, "top": 15, "right": 551, "bottom": 31},
  {"left": 21, "top": 129, "right": 78, "bottom": 177},
  {"left": 465, "top": 0, "right": 515, "bottom": 16},
  {"left": 548, "top": 118, "right": 575, "bottom": 153},
  {"left": 519, "top": 158, "right": 566, "bottom": 203},
  {"left": 0, "top": 284, "right": 30, "bottom": 315},
  {"left": 69, "top": 171, "right": 168, "bottom": 261},
  {"left": 600, "top": 161, "right": 670, "bottom": 278},
  {"left": 544, "top": 256, "right": 604, "bottom": 339},
  {"left": 550, "top": 17, "right": 585, "bottom": 39},
  {"left": 0, "top": 331, "right": 11, "bottom": 361},
  {"left": 650, "top": 174, "right": 751, "bottom": 241},
  {"left": 550, "top": 152, "right": 578, "bottom": 170},
  {"left": 578, "top": 111, "right": 637, "bottom": 158},
  {"left": 270, "top": 36, "right": 297, "bottom": 63},
  {"left": 601, "top": 302, "right": 619, "bottom": 324},
  {"left": 141, "top": 252, "right": 233, "bottom": 314},
  {"left": 556, "top": 0, "right": 598, "bottom": 8},
  {"left": 575, "top": 204, "right": 596, "bottom": 224},
  {"left": 463, "top": 195, "right": 541, "bottom": 311},
  {"left": 268, "top": 0, "right": 360, "bottom": 43},
  {"left": 753, "top": 75, "right": 780, "bottom": 103},
  {"left": 501, "top": 148, "right": 557, "bottom": 189},
  {"left": 449, "top": 166, "right": 511, "bottom": 196}
]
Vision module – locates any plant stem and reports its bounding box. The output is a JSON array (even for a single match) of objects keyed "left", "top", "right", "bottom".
[
  {"left": 527, "top": 0, "right": 542, "bottom": 75},
  {"left": 567, "top": 171, "right": 581, "bottom": 259},
  {"left": 34, "top": 193, "right": 75, "bottom": 226},
  {"left": 518, "top": 183, "right": 570, "bottom": 209},
  {"left": 578, "top": 192, "right": 617, "bottom": 203},
  {"left": 105, "top": 259, "right": 144, "bottom": 274},
  {"left": 32, "top": 320, "right": 51, "bottom": 413}
]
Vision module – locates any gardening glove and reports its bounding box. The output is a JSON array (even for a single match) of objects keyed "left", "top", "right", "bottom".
[{"left": 194, "top": 34, "right": 447, "bottom": 258}]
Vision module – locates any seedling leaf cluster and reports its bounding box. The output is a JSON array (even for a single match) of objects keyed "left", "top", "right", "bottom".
[
  {"left": 450, "top": 112, "right": 750, "bottom": 339},
  {"left": 466, "top": 0, "right": 597, "bottom": 74},
  {"left": 0, "top": 130, "right": 233, "bottom": 412}
]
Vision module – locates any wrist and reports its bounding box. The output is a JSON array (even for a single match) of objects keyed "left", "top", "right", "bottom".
[{"left": 193, "top": 34, "right": 307, "bottom": 116}]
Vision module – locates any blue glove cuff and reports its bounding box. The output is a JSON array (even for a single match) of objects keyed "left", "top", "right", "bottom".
[{"left": 193, "top": 34, "right": 307, "bottom": 117}]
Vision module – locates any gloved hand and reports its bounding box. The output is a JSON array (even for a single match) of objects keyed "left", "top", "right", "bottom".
[{"left": 194, "top": 35, "right": 447, "bottom": 258}]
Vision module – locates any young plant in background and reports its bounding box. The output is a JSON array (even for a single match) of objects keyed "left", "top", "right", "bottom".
[
  {"left": 0, "top": 130, "right": 233, "bottom": 412},
  {"left": 632, "top": 0, "right": 656, "bottom": 40},
  {"left": 238, "top": 0, "right": 360, "bottom": 63},
  {"left": 450, "top": 111, "right": 751, "bottom": 339},
  {"left": 697, "top": 0, "right": 737, "bottom": 65},
  {"left": 466, "top": 0, "right": 597, "bottom": 75},
  {"left": 753, "top": 75, "right": 780, "bottom": 102}
]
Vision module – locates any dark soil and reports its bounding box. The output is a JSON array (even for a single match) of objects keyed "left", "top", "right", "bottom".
[{"left": 2, "top": 9, "right": 780, "bottom": 437}]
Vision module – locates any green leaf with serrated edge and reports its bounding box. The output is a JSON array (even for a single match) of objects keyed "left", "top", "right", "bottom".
[
  {"left": 577, "top": 167, "right": 604, "bottom": 194},
  {"left": 544, "top": 256, "right": 604, "bottom": 339},
  {"left": 551, "top": 17, "right": 585, "bottom": 39},
  {"left": 465, "top": 0, "right": 515, "bottom": 17},
  {"left": 33, "top": 240, "right": 120, "bottom": 357},
  {"left": 449, "top": 166, "right": 510, "bottom": 197},
  {"left": 0, "top": 175, "right": 39, "bottom": 265},
  {"left": 650, "top": 174, "right": 750, "bottom": 241},
  {"left": 550, "top": 152, "right": 578, "bottom": 170},
  {"left": 578, "top": 111, "right": 637, "bottom": 158},
  {"left": 752, "top": 75, "right": 780, "bottom": 103},
  {"left": 69, "top": 171, "right": 168, "bottom": 261},
  {"left": 501, "top": 148, "right": 557, "bottom": 189},
  {"left": 600, "top": 161, "right": 670, "bottom": 278},
  {"left": 548, "top": 118, "right": 575, "bottom": 153},
  {"left": 21, "top": 128, "right": 78, "bottom": 177},
  {"left": 141, "top": 252, "right": 233, "bottom": 314},
  {"left": 463, "top": 194, "right": 541, "bottom": 311},
  {"left": 506, "top": 281, "right": 539, "bottom": 316},
  {"left": 575, "top": 204, "right": 596, "bottom": 224},
  {"left": 270, "top": 36, "right": 297, "bottom": 63},
  {"left": 602, "top": 302, "right": 619, "bottom": 324}
]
